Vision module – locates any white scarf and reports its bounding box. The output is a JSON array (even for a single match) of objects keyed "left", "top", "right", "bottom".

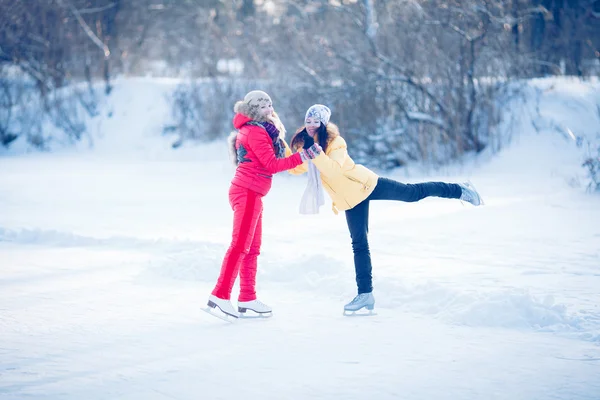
[{"left": 299, "top": 160, "right": 325, "bottom": 214}]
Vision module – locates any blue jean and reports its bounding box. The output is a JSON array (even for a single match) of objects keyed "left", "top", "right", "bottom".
[{"left": 345, "top": 177, "right": 462, "bottom": 294}]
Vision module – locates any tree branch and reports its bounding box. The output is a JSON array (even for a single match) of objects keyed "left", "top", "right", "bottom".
[
  {"left": 58, "top": 0, "right": 111, "bottom": 58},
  {"left": 297, "top": 61, "right": 327, "bottom": 86},
  {"left": 372, "top": 52, "right": 451, "bottom": 120},
  {"left": 77, "top": 2, "right": 117, "bottom": 15},
  {"left": 332, "top": 48, "right": 452, "bottom": 130}
]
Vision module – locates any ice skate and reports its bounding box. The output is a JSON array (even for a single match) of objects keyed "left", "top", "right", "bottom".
[
  {"left": 238, "top": 299, "right": 272, "bottom": 318},
  {"left": 459, "top": 181, "right": 484, "bottom": 206},
  {"left": 203, "top": 295, "right": 239, "bottom": 322},
  {"left": 343, "top": 292, "right": 376, "bottom": 316}
]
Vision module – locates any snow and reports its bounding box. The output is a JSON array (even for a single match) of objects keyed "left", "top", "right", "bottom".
[
  {"left": 1, "top": 77, "right": 600, "bottom": 399},
  {"left": 406, "top": 111, "right": 445, "bottom": 128}
]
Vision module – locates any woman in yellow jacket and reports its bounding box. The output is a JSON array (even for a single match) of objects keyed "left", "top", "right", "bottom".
[{"left": 288, "top": 104, "right": 483, "bottom": 314}]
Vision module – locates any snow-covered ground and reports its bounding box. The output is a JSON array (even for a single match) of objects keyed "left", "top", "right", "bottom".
[{"left": 1, "top": 78, "right": 599, "bottom": 399}]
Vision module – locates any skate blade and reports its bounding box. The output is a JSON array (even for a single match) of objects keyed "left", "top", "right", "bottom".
[
  {"left": 239, "top": 310, "right": 273, "bottom": 319},
  {"left": 466, "top": 180, "right": 485, "bottom": 206},
  {"left": 201, "top": 306, "right": 237, "bottom": 323},
  {"left": 343, "top": 309, "right": 377, "bottom": 317}
]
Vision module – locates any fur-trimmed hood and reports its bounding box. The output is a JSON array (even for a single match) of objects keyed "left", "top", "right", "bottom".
[
  {"left": 234, "top": 100, "right": 261, "bottom": 121},
  {"left": 228, "top": 110, "right": 287, "bottom": 167},
  {"left": 232, "top": 101, "right": 286, "bottom": 137},
  {"left": 320, "top": 123, "right": 340, "bottom": 143}
]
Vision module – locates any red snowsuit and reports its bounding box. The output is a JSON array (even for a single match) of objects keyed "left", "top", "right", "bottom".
[{"left": 211, "top": 113, "right": 303, "bottom": 301}]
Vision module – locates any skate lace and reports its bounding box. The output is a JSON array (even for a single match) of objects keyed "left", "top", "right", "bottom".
[{"left": 349, "top": 293, "right": 369, "bottom": 305}]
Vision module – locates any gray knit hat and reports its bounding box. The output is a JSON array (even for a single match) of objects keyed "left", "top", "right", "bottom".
[
  {"left": 244, "top": 90, "right": 272, "bottom": 107},
  {"left": 305, "top": 104, "right": 331, "bottom": 126},
  {"left": 233, "top": 90, "right": 273, "bottom": 121}
]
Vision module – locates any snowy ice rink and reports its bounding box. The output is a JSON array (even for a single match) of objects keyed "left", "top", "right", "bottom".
[{"left": 1, "top": 78, "right": 599, "bottom": 399}]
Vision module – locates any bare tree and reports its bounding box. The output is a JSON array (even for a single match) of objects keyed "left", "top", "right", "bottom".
[{"left": 2, "top": 0, "right": 598, "bottom": 162}]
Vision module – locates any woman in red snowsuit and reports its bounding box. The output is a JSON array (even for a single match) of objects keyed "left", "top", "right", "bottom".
[{"left": 207, "top": 90, "right": 320, "bottom": 318}]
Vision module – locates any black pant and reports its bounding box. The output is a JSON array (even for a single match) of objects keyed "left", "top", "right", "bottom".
[{"left": 345, "top": 177, "right": 462, "bottom": 294}]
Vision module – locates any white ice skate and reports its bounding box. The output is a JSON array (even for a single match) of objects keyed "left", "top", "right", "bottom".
[
  {"left": 203, "top": 295, "right": 239, "bottom": 322},
  {"left": 459, "top": 181, "right": 484, "bottom": 206},
  {"left": 238, "top": 299, "right": 272, "bottom": 318},
  {"left": 343, "top": 292, "right": 376, "bottom": 316}
]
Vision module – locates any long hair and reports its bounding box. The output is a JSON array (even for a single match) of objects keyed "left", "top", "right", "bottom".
[{"left": 290, "top": 123, "right": 329, "bottom": 153}]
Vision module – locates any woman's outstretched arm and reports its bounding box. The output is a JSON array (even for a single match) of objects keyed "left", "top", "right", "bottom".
[{"left": 284, "top": 140, "right": 309, "bottom": 175}]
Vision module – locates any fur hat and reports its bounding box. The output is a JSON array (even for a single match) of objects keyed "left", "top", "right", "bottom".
[
  {"left": 305, "top": 104, "right": 331, "bottom": 126},
  {"left": 233, "top": 90, "right": 272, "bottom": 122}
]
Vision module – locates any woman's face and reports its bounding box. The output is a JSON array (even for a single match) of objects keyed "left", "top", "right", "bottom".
[
  {"left": 305, "top": 117, "right": 321, "bottom": 137},
  {"left": 259, "top": 101, "right": 274, "bottom": 118}
]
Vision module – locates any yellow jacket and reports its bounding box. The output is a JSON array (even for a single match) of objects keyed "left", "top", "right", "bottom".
[{"left": 286, "top": 123, "right": 379, "bottom": 214}]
